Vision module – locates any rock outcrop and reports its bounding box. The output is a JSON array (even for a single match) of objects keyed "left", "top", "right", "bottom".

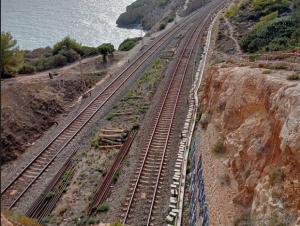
[
  {"left": 116, "top": 0, "right": 184, "bottom": 30},
  {"left": 200, "top": 65, "right": 300, "bottom": 225}
]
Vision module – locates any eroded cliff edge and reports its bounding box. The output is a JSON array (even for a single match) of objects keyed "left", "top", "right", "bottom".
[{"left": 198, "top": 65, "right": 300, "bottom": 225}]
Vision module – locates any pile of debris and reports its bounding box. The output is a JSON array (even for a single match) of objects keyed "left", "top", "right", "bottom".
[{"left": 97, "top": 128, "right": 129, "bottom": 149}]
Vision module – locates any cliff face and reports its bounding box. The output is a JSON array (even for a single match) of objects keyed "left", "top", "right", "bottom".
[
  {"left": 200, "top": 65, "right": 300, "bottom": 225},
  {"left": 116, "top": 0, "right": 185, "bottom": 30}
]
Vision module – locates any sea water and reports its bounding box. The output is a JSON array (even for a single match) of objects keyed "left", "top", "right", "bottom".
[{"left": 1, "top": 0, "right": 142, "bottom": 50}]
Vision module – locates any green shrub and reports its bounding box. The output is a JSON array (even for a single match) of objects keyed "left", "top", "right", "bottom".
[
  {"left": 52, "top": 54, "right": 68, "bottom": 67},
  {"left": 167, "top": 15, "right": 175, "bottom": 23},
  {"left": 118, "top": 37, "right": 142, "bottom": 51},
  {"left": 98, "top": 202, "right": 109, "bottom": 212},
  {"left": 1, "top": 32, "right": 24, "bottom": 78},
  {"left": 225, "top": 3, "right": 241, "bottom": 18},
  {"left": 253, "top": 11, "right": 278, "bottom": 31},
  {"left": 159, "top": 23, "right": 166, "bottom": 30},
  {"left": 291, "top": 28, "right": 300, "bottom": 46},
  {"left": 113, "top": 171, "right": 120, "bottom": 183},
  {"left": 59, "top": 49, "right": 79, "bottom": 63},
  {"left": 19, "top": 63, "right": 36, "bottom": 74},
  {"left": 251, "top": 0, "right": 290, "bottom": 11},
  {"left": 91, "top": 136, "right": 100, "bottom": 149},
  {"left": 240, "top": 16, "right": 298, "bottom": 53},
  {"left": 81, "top": 46, "right": 99, "bottom": 56},
  {"left": 46, "top": 191, "right": 56, "bottom": 199},
  {"left": 264, "top": 37, "right": 291, "bottom": 51},
  {"left": 53, "top": 36, "right": 83, "bottom": 55},
  {"left": 98, "top": 43, "right": 115, "bottom": 62},
  {"left": 106, "top": 112, "right": 115, "bottom": 121},
  {"left": 31, "top": 57, "right": 52, "bottom": 71},
  {"left": 287, "top": 73, "right": 300, "bottom": 80}
]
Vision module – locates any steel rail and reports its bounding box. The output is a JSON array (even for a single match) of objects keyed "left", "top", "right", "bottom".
[
  {"left": 122, "top": 2, "right": 223, "bottom": 224},
  {"left": 1, "top": 10, "right": 204, "bottom": 209},
  {"left": 87, "top": 130, "right": 137, "bottom": 215}
]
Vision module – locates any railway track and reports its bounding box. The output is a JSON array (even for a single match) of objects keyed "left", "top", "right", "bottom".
[
  {"left": 25, "top": 130, "right": 136, "bottom": 223},
  {"left": 121, "top": 2, "right": 224, "bottom": 225},
  {"left": 87, "top": 130, "right": 137, "bottom": 215},
  {"left": 1, "top": 5, "right": 208, "bottom": 210}
]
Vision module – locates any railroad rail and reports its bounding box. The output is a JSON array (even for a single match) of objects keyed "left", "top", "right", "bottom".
[
  {"left": 88, "top": 130, "right": 137, "bottom": 215},
  {"left": 25, "top": 130, "right": 136, "bottom": 223},
  {"left": 25, "top": 148, "right": 77, "bottom": 223},
  {"left": 1, "top": 8, "right": 205, "bottom": 210},
  {"left": 121, "top": 2, "right": 224, "bottom": 225}
]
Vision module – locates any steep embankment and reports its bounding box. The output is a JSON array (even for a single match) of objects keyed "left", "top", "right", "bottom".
[
  {"left": 1, "top": 74, "right": 100, "bottom": 164},
  {"left": 0, "top": 53, "right": 125, "bottom": 164},
  {"left": 199, "top": 65, "right": 300, "bottom": 225},
  {"left": 195, "top": 0, "right": 300, "bottom": 224}
]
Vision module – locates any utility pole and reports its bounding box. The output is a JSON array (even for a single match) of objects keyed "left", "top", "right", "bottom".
[
  {"left": 79, "top": 55, "right": 86, "bottom": 90},
  {"left": 141, "top": 27, "right": 144, "bottom": 51}
]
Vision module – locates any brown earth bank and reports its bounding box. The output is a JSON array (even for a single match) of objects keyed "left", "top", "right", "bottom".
[
  {"left": 1, "top": 54, "right": 123, "bottom": 164},
  {"left": 199, "top": 64, "right": 300, "bottom": 225}
]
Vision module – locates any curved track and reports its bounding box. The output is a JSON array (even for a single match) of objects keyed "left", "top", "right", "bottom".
[
  {"left": 122, "top": 2, "right": 223, "bottom": 225},
  {"left": 1, "top": 6, "right": 210, "bottom": 210}
]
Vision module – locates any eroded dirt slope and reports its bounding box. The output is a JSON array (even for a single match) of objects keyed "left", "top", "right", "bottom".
[
  {"left": 200, "top": 65, "right": 300, "bottom": 225},
  {"left": 0, "top": 54, "right": 124, "bottom": 164}
]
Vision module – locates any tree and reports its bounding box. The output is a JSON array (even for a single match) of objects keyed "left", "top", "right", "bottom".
[
  {"left": 97, "top": 43, "right": 115, "bottom": 63},
  {"left": 52, "top": 36, "right": 83, "bottom": 55},
  {"left": 1, "top": 32, "right": 24, "bottom": 78}
]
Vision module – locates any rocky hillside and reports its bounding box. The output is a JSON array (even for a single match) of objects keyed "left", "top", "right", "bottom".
[
  {"left": 195, "top": 0, "right": 300, "bottom": 224},
  {"left": 200, "top": 64, "right": 300, "bottom": 225},
  {"left": 116, "top": 0, "right": 185, "bottom": 30},
  {"left": 226, "top": 0, "right": 299, "bottom": 53}
]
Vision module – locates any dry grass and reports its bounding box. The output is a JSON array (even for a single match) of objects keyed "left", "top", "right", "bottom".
[
  {"left": 212, "top": 140, "right": 225, "bottom": 154},
  {"left": 287, "top": 73, "right": 300, "bottom": 80}
]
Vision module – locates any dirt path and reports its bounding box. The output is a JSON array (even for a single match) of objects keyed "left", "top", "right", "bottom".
[
  {"left": 1, "top": 55, "right": 102, "bottom": 85},
  {"left": 224, "top": 17, "right": 242, "bottom": 54}
]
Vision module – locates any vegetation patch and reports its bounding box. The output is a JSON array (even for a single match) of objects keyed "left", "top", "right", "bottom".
[
  {"left": 234, "top": 211, "right": 253, "bottom": 226},
  {"left": 97, "top": 202, "right": 109, "bottom": 212},
  {"left": 287, "top": 72, "right": 300, "bottom": 80},
  {"left": 1, "top": 32, "right": 24, "bottom": 78},
  {"left": 159, "top": 22, "right": 167, "bottom": 30},
  {"left": 2, "top": 210, "right": 41, "bottom": 226},
  {"left": 104, "top": 59, "right": 165, "bottom": 128},
  {"left": 225, "top": 3, "right": 241, "bottom": 18},
  {"left": 111, "top": 221, "right": 125, "bottom": 226},
  {"left": 269, "top": 167, "right": 285, "bottom": 185},
  {"left": 118, "top": 37, "right": 142, "bottom": 51},
  {"left": 112, "top": 171, "right": 121, "bottom": 183},
  {"left": 46, "top": 191, "right": 56, "bottom": 199},
  {"left": 1, "top": 32, "right": 115, "bottom": 77},
  {"left": 226, "top": 0, "right": 299, "bottom": 53},
  {"left": 212, "top": 140, "right": 225, "bottom": 154},
  {"left": 240, "top": 16, "right": 299, "bottom": 52}
]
